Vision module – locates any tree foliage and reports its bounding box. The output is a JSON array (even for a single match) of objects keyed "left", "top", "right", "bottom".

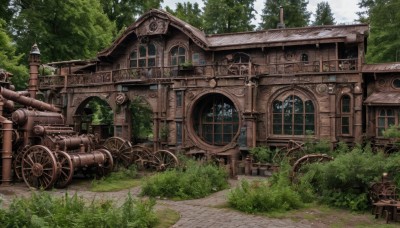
[
  {"left": 364, "top": 0, "right": 400, "bottom": 63},
  {"left": 260, "top": 0, "right": 311, "bottom": 29},
  {"left": 166, "top": 2, "right": 204, "bottom": 29},
  {"left": 313, "top": 1, "right": 335, "bottom": 25},
  {"left": 101, "top": 0, "right": 163, "bottom": 32},
  {"left": 10, "top": 0, "right": 116, "bottom": 63},
  {"left": 0, "top": 0, "right": 14, "bottom": 24},
  {"left": 203, "top": 0, "right": 256, "bottom": 34},
  {"left": 0, "top": 19, "right": 29, "bottom": 90},
  {"left": 130, "top": 97, "right": 153, "bottom": 143}
]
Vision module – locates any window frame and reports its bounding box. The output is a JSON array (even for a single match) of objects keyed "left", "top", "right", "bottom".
[
  {"left": 129, "top": 43, "right": 157, "bottom": 68},
  {"left": 195, "top": 94, "right": 240, "bottom": 146},
  {"left": 272, "top": 93, "right": 315, "bottom": 136},
  {"left": 376, "top": 108, "right": 398, "bottom": 137},
  {"left": 339, "top": 94, "right": 352, "bottom": 136},
  {"left": 170, "top": 46, "right": 186, "bottom": 66}
]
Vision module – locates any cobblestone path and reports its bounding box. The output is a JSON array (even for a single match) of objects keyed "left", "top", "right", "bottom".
[{"left": 0, "top": 176, "right": 317, "bottom": 228}]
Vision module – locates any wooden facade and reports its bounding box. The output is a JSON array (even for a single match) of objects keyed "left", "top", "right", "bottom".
[{"left": 38, "top": 9, "right": 400, "bottom": 160}]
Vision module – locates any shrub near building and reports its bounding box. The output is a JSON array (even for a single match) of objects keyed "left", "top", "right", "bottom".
[{"left": 141, "top": 159, "right": 229, "bottom": 200}]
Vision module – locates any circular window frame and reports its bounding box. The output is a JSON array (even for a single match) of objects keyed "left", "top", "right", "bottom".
[
  {"left": 186, "top": 91, "right": 242, "bottom": 151},
  {"left": 392, "top": 78, "right": 400, "bottom": 89}
]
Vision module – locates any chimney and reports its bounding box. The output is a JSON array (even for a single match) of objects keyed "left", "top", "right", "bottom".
[
  {"left": 277, "top": 6, "right": 285, "bottom": 29},
  {"left": 28, "top": 43, "right": 41, "bottom": 99}
]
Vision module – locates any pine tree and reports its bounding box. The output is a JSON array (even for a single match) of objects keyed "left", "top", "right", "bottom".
[
  {"left": 259, "top": 0, "right": 311, "bottom": 29},
  {"left": 313, "top": 1, "right": 335, "bottom": 25},
  {"left": 366, "top": 0, "right": 400, "bottom": 63},
  {"left": 165, "top": 2, "right": 203, "bottom": 29},
  {"left": 203, "top": 0, "right": 256, "bottom": 34}
]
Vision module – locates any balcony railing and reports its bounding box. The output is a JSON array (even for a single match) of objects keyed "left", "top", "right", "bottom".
[
  {"left": 38, "top": 59, "right": 358, "bottom": 89},
  {"left": 263, "top": 59, "right": 358, "bottom": 75}
]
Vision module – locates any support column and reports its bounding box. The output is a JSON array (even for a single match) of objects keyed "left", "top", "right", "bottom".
[
  {"left": 354, "top": 82, "right": 363, "bottom": 143},
  {"left": 328, "top": 84, "right": 337, "bottom": 149}
]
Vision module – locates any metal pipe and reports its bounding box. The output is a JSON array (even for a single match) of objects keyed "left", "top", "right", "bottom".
[
  {"left": 0, "top": 87, "right": 61, "bottom": 112},
  {"left": 1, "top": 120, "right": 13, "bottom": 186}
]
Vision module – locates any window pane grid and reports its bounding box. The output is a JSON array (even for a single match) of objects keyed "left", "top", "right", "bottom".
[
  {"left": 272, "top": 95, "right": 314, "bottom": 136},
  {"left": 376, "top": 108, "right": 398, "bottom": 137}
]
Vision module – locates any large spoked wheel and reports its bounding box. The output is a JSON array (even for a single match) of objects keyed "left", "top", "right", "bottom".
[
  {"left": 150, "top": 150, "right": 179, "bottom": 171},
  {"left": 54, "top": 151, "right": 74, "bottom": 188},
  {"left": 285, "top": 140, "right": 306, "bottom": 165},
  {"left": 102, "top": 137, "right": 133, "bottom": 168},
  {"left": 132, "top": 145, "right": 153, "bottom": 170},
  {"left": 13, "top": 145, "right": 30, "bottom": 180},
  {"left": 21, "top": 145, "right": 58, "bottom": 190},
  {"left": 97, "top": 149, "right": 114, "bottom": 177},
  {"left": 291, "top": 154, "right": 333, "bottom": 183}
]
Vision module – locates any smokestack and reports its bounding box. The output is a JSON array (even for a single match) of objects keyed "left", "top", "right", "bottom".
[
  {"left": 28, "top": 43, "right": 40, "bottom": 99},
  {"left": 277, "top": 6, "right": 285, "bottom": 29}
]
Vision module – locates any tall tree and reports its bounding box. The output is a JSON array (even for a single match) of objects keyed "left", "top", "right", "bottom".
[
  {"left": 100, "top": 0, "right": 163, "bottom": 32},
  {"left": 166, "top": 2, "right": 203, "bottom": 29},
  {"left": 366, "top": 0, "right": 400, "bottom": 63},
  {"left": 357, "top": 0, "right": 376, "bottom": 23},
  {"left": 313, "top": 1, "right": 335, "bottom": 25},
  {"left": 0, "top": 0, "right": 14, "bottom": 24},
  {"left": 10, "top": 0, "right": 116, "bottom": 63},
  {"left": 259, "top": 0, "right": 311, "bottom": 29},
  {"left": 203, "top": 0, "right": 256, "bottom": 34},
  {"left": 0, "top": 19, "right": 29, "bottom": 90}
]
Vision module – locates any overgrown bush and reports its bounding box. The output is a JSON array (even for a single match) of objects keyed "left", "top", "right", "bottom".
[
  {"left": 0, "top": 192, "right": 157, "bottom": 227},
  {"left": 297, "top": 145, "right": 391, "bottom": 211},
  {"left": 228, "top": 165, "right": 304, "bottom": 213},
  {"left": 249, "top": 146, "right": 274, "bottom": 163},
  {"left": 141, "top": 159, "right": 229, "bottom": 200}
]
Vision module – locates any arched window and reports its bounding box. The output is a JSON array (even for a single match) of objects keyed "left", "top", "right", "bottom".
[
  {"left": 129, "top": 43, "right": 156, "bottom": 68},
  {"left": 340, "top": 95, "right": 351, "bottom": 135},
  {"left": 233, "top": 53, "right": 250, "bottom": 63},
  {"left": 170, "top": 46, "right": 186, "bottom": 66},
  {"left": 272, "top": 95, "right": 314, "bottom": 135},
  {"left": 377, "top": 109, "right": 396, "bottom": 136},
  {"left": 301, "top": 53, "right": 309, "bottom": 63},
  {"left": 194, "top": 94, "right": 239, "bottom": 146}
]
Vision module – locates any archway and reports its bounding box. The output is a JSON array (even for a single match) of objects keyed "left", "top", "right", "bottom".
[
  {"left": 129, "top": 96, "right": 153, "bottom": 145},
  {"left": 74, "top": 96, "right": 113, "bottom": 141}
]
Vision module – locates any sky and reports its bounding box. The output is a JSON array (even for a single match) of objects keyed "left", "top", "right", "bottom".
[{"left": 161, "top": 0, "right": 360, "bottom": 25}]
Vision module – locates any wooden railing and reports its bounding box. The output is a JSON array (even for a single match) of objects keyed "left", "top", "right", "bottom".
[{"left": 38, "top": 59, "right": 358, "bottom": 89}]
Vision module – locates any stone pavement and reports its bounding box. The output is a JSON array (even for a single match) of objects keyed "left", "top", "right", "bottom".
[{"left": 0, "top": 176, "right": 317, "bottom": 228}]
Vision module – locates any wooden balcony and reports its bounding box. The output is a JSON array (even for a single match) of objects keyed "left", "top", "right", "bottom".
[{"left": 38, "top": 59, "right": 358, "bottom": 89}]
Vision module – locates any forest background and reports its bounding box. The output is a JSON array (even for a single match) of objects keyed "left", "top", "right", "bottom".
[{"left": 0, "top": 0, "right": 395, "bottom": 90}]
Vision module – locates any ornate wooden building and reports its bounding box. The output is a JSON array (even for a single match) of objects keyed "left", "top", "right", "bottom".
[{"left": 37, "top": 9, "right": 399, "bottom": 162}]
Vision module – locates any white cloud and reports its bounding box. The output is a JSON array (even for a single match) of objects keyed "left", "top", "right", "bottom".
[{"left": 161, "top": 0, "right": 360, "bottom": 25}]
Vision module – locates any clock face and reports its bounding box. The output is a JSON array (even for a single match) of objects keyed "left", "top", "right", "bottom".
[{"left": 149, "top": 22, "right": 158, "bottom": 32}]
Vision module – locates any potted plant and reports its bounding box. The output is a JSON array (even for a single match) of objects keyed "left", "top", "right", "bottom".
[{"left": 249, "top": 146, "right": 273, "bottom": 176}]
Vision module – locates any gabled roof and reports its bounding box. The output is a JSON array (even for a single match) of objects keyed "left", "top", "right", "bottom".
[
  {"left": 97, "top": 9, "right": 208, "bottom": 58},
  {"left": 98, "top": 9, "right": 369, "bottom": 58}
]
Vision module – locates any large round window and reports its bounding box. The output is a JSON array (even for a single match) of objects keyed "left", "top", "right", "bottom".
[
  {"left": 393, "top": 78, "right": 400, "bottom": 88},
  {"left": 193, "top": 94, "right": 239, "bottom": 146}
]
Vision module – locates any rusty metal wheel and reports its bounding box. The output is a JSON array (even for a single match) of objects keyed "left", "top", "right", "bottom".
[
  {"left": 54, "top": 151, "right": 74, "bottom": 188},
  {"left": 291, "top": 154, "right": 333, "bottom": 182},
  {"left": 102, "top": 137, "right": 133, "bottom": 168},
  {"left": 131, "top": 145, "right": 153, "bottom": 170},
  {"left": 285, "top": 140, "right": 306, "bottom": 165},
  {"left": 97, "top": 148, "right": 114, "bottom": 177},
  {"left": 13, "top": 145, "right": 29, "bottom": 180},
  {"left": 21, "top": 145, "right": 58, "bottom": 189},
  {"left": 151, "top": 150, "right": 179, "bottom": 171}
]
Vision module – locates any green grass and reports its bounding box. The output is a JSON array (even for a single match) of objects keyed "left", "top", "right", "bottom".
[
  {"left": 154, "top": 208, "right": 180, "bottom": 228},
  {"left": 90, "top": 166, "right": 141, "bottom": 192}
]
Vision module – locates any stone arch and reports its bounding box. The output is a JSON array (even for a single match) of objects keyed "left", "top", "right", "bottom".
[{"left": 73, "top": 96, "right": 114, "bottom": 140}]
